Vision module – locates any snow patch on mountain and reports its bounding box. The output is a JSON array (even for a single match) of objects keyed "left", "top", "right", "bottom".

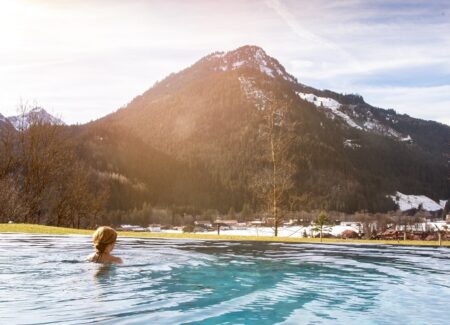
[
  {"left": 238, "top": 76, "right": 268, "bottom": 111},
  {"left": 207, "top": 52, "right": 225, "bottom": 59},
  {"left": 253, "top": 48, "right": 274, "bottom": 77},
  {"left": 440, "top": 200, "right": 448, "bottom": 209},
  {"left": 259, "top": 64, "right": 274, "bottom": 77},
  {"left": 8, "top": 116, "right": 28, "bottom": 130},
  {"left": 344, "top": 139, "right": 361, "bottom": 149},
  {"left": 297, "top": 92, "right": 362, "bottom": 130},
  {"left": 297, "top": 92, "right": 412, "bottom": 141},
  {"left": 297, "top": 93, "right": 341, "bottom": 110},
  {"left": 232, "top": 61, "right": 245, "bottom": 68},
  {"left": 390, "top": 191, "right": 443, "bottom": 212},
  {"left": 0, "top": 113, "right": 7, "bottom": 123},
  {"left": 363, "top": 119, "right": 403, "bottom": 139}
]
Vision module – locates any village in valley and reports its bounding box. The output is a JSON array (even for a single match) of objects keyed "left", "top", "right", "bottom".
[{"left": 117, "top": 192, "right": 449, "bottom": 243}]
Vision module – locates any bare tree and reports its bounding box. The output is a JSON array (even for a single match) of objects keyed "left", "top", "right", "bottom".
[
  {"left": 49, "top": 162, "right": 108, "bottom": 228},
  {"left": 250, "top": 96, "right": 296, "bottom": 236},
  {"left": 0, "top": 176, "right": 29, "bottom": 222},
  {"left": 0, "top": 124, "right": 17, "bottom": 179},
  {"left": 0, "top": 101, "right": 107, "bottom": 227}
]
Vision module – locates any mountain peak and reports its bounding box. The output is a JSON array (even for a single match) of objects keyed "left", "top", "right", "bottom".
[
  {"left": 7, "top": 107, "right": 64, "bottom": 130},
  {"left": 229, "top": 45, "right": 268, "bottom": 58},
  {"left": 30, "top": 107, "right": 45, "bottom": 113},
  {"left": 204, "top": 45, "right": 266, "bottom": 60},
  {"left": 202, "top": 45, "right": 297, "bottom": 83}
]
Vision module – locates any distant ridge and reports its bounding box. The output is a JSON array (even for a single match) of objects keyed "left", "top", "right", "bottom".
[{"left": 7, "top": 107, "right": 64, "bottom": 130}]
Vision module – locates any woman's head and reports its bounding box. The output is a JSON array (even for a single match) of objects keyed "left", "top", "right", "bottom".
[{"left": 93, "top": 226, "right": 117, "bottom": 253}]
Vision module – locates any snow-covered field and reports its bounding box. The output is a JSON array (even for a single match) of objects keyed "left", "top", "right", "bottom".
[
  {"left": 126, "top": 219, "right": 449, "bottom": 238},
  {"left": 159, "top": 225, "right": 360, "bottom": 238}
]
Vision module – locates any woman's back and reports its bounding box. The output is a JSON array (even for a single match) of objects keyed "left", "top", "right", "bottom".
[{"left": 87, "top": 252, "right": 122, "bottom": 264}]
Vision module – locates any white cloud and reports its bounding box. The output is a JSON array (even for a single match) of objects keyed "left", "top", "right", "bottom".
[{"left": 263, "top": 0, "right": 450, "bottom": 125}]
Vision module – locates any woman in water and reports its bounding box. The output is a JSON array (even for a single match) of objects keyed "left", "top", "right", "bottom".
[{"left": 87, "top": 226, "right": 123, "bottom": 264}]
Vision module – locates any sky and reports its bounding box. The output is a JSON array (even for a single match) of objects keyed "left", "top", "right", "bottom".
[{"left": 0, "top": 0, "right": 449, "bottom": 125}]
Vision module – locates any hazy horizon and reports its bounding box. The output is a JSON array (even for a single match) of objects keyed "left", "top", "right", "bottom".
[{"left": 1, "top": 0, "right": 449, "bottom": 125}]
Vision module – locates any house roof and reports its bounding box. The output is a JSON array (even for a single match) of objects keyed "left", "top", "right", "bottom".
[{"left": 214, "top": 219, "right": 238, "bottom": 225}]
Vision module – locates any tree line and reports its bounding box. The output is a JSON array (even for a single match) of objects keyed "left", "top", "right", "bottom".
[{"left": 0, "top": 106, "right": 107, "bottom": 227}]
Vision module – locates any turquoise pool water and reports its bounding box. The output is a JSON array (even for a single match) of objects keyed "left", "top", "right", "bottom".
[{"left": 0, "top": 234, "right": 449, "bottom": 324}]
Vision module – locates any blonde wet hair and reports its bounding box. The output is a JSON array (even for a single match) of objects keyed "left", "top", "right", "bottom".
[{"left": 93, "top": 226, "right": 117, "bottom": 253}]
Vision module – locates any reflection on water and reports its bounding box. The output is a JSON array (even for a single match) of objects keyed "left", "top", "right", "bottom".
[{"left": 0, "top": 234, "right": 449, "bottom": 324}]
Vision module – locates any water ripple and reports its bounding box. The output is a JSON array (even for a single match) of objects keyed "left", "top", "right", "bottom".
[{"left": 0, "top": 234, "right": 449, "bottom": 324}]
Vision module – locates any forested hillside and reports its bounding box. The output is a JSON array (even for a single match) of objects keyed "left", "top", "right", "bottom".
[
  {"left": 1, "top": 45, "right": 448, "bottom": 227},
  {"left": 97, "top": 45, "right": 449, "bottom": 213}
]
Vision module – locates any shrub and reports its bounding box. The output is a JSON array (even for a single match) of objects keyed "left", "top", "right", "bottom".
[{"left": 182, "top": 224, "right": 195, "bottom": 233}]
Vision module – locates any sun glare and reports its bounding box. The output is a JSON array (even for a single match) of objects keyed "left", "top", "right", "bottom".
[{"left": 0, "top": 0, "right": 49, "bottom": 45}]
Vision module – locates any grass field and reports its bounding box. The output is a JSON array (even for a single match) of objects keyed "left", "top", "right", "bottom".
[{"left": 1, "top": 223, "right": 449, "bottom": 246}]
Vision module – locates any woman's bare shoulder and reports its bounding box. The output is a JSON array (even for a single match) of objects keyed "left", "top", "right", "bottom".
[
  {"left": 86, "top": 253, "right": 97, "bottom": 262},
  {"left": 112, "top": 256, "right": 123, "bottom": 264}
]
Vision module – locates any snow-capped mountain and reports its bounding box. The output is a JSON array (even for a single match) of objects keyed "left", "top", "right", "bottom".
[
  {"left": 196, "top": 46, "right": 439, "bottom": 146},
  {"left": 186, "top": 46, "right": 421, "bottom": 145},
  {"left": 7, "top": 107, "right": 64, "bottom": 130},
  {"left": 87, "top": 45, "right": 450, "bottom": 212}
]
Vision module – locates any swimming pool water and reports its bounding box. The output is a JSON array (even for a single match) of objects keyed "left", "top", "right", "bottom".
[{"left": 0, "top": 234, "right": 449, "bottom": 324}]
